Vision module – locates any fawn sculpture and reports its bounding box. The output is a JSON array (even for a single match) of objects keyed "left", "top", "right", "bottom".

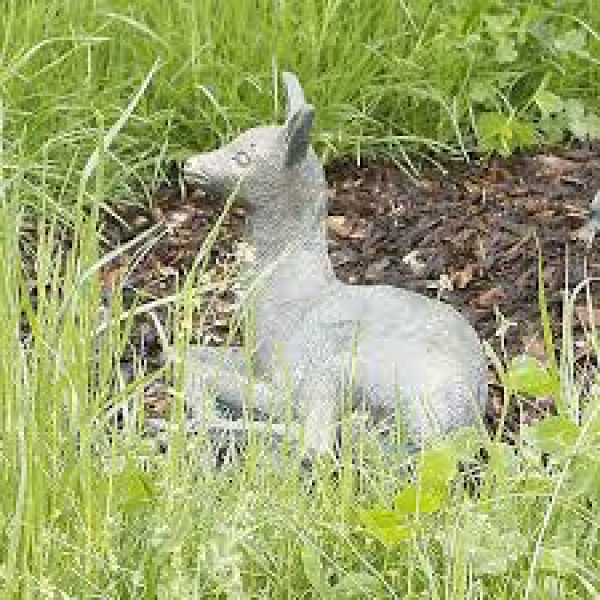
[{"left": 182, "top": 72, "right": 487, "bottom": 459}]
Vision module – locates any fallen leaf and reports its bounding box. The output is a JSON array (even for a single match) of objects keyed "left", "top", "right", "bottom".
[
  {"left": 328, "top": 215, "right": 353, "bottom": 238},
  {"left": 486, "top": 165, "right": 511, "bottom": 183},
  {"left": 473, "top": 286, "right": 505, "bottom": 308},
  {"left": 235, "top": 241, "right": 256, "bottom": 263},
  {"left": 166, "top": 210, "right": 190, "bottom": 228},
  {"left": 575, "top": 305, "right": 600, "bottom": 329},
  {"left": 504, "top": 230, "right": 534, "bottom": 261},
  {"left": 350, "top": 219, "right": 372, "bottom": 240},
  {"left": 437, "top": 273, "right": 454, "bottom": 293},
  {"left": 452, "top": 263, "right": 475, "bottom": 289},
  {"left": 402, "top": 250, "right": 427, "bottom": 276},
  {"left": 365, "top": 257, "right": 391, "bottom": 280},
  {"left": 572, "top": 222, "right": 597, "bottom": 247},
  {"left": 535, "top": 155, "right": 578, "bottom": 176},
  {"left": 522, "top": 335, "right": 547, "bottom": 362}
]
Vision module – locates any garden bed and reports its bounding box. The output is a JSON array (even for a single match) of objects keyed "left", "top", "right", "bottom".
[{"left": 103, "top": 141, "right": 600, "bottom": 436}]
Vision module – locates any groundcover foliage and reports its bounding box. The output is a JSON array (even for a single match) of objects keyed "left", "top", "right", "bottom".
[{"left": 0, "top": 0, "right": 599, "bottom": 597}]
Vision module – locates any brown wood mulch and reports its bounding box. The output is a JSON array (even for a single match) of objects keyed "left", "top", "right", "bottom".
[{"left": 102, "top": 142, "right": 600, "bottom": 437}]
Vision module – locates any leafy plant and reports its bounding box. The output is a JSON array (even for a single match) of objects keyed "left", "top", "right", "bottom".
[
  {"left": 357, "top": 430, "right": 482, "bottom": 546},
  {"left": 536, "top": 90, "right": 600, "bottom": 141},
  {"left": 477, "top": 111, "right": 538, "bottom": 156}
]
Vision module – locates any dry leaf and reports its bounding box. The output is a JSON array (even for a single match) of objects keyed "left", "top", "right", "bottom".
[
  {"left": 328, "top": 215, "right": 353, "bottom": 237},
  {"left": 402, "top": 250, "right": 426, "bottom": 276},
  {"left": 575, "top": 305, "right": 600, "bottom": 329},
  {"left": 452, "top": 263, "right": 475, "bottom": 289},
  {"left": 523, "top": 336, "right": 547, "bottom": 362},
  {"left": 365, "top": 257, "right": 391, "bottom": 280},
  {"left": 350, "top": 218, "right": 372, "bottom": 240},
  {"left": 535, "top": 154, "right": 578, "bottom": 176},
  {"left": 473, "top": 286, "right": 505, "bottom": 308}
]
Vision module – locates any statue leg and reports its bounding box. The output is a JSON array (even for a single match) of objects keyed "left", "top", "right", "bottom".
[
  {"left": 182, "top": 345, "right": 300, "bottom": 462},
  {"left": 184, "top": 345, "right": 260, "bottom": 419},
  {"left": 298, "top": 371, "right": 340, "bottom": 460}
]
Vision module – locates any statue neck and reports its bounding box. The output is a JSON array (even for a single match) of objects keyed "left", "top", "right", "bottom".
[{"left": 243, "top": 195, "right": 335, "bottom": 304}]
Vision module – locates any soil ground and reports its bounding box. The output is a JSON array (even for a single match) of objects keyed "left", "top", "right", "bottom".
[{"left": 102, "top": 142, "right": 600, "bottom": 437}]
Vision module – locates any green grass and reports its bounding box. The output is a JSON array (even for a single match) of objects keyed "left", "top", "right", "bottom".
[
  {"left": 2, "top": 0, "right": 600, "bottom": 213},
  {"left": 1, "top": 0, "right": 599, "bottom": 597}
]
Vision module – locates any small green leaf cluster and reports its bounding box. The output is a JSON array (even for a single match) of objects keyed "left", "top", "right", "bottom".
[{"left": 465, "top": 8, "right": 600, "bottom": 155}]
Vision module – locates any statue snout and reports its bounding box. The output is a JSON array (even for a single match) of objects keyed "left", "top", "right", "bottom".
[{"left": 182, "top": 156, "right": 211, "bottom": 187}]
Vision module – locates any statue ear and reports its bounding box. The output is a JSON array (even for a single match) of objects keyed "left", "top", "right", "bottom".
[
  {"left": 282, "top": 71, "right": 307, "bottom": 119},
  {"left": 284, "top": 104, "right": 314, "bottom": 167}
]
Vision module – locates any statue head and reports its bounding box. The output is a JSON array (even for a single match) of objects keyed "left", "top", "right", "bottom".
[{"left": 183, "top": 72, "right": 323, "bottom": 221}]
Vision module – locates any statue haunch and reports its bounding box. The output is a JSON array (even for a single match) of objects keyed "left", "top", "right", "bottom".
[{"left": 182, "top": 72, "right": 487, "bottom": 458}]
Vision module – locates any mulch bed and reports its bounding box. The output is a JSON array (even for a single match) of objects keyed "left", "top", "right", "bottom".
[{"left": 102, "top": 142, "right": 600, "bottom": 437}]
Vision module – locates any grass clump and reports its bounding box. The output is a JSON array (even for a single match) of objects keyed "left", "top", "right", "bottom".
[
  {"left": 2, "top": 0, "right": 599, "bottom": 215},
  {"left": 0, "top": 0, "right": 599, "bottom": 597}
]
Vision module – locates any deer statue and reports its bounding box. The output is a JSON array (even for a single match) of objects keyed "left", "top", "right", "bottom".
[{"left": 182, "top": 72, "right": 487, "bottom": 460}]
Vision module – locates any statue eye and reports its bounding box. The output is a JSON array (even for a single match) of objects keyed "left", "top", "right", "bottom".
[{"left": 233, "top": 150, "right": 251, "bottom": 166}]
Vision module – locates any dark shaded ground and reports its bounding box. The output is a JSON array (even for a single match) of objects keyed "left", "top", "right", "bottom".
[{"left": 102, "top": 142, "right": 600, "bottom": 436}]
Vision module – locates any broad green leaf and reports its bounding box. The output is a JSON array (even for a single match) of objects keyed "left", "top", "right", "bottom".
[
  {"left": 469, "top": 81, "right": 496, "bottom": 103},
  {"left": 569, "top": 457, "right": 600, "bottom": 499},
  {"left": 569, "top": 111, "right": 600, "bottom": 139},
  {"left": 300, "top": 542, "right": 326, "bottom": 594},
  {"left": 485, "top": 15, "right": 514, "bottom": 36},
  {"left": 510, "top": 119, "right": 538, "bottom": 148},
  {"left": 113, "top": 460, "right": 156, "bottom": 513},
  {"left": 535, "top": 90, "right": 564, "bottom": 117},
  {"left": 518, "top": 5, "right": 544, "bottom": 43},
  {"left": 522, "top": 416, "right": 579, "bottom": 457},
  {"left": 538, "top": 114, "right": 569, "bottom": 143},
  {"left": 504, "top": 355, "right": 559, "bottom": 397},
  {"left": 496, "top": 37, "right": 518, "bottom": 63},
  {"left": 477, "top": 112, "right": 537, "bottom": 156},
  {"left": 478, "top": 111, "right": 506, "bottom": 136},
  {"left": 393, "top": 444, "right": 459, "bottom": 516},
  {"left": 486, "top": 443, "right": 521, "bottom": 486},
  {"left": 358, "top": 508, "right": 415, "bottom": 546},
  {"left": 554, "top": 28, "right": 586, "bottom": 53},
  {"left": 562, "top": 99, "right": 600, "bottom": 138},
  {"left": 418, "top": 445, "right": 458, "bottom": 487},
  {"left": 394, "top": 483, "right": 448, "bottom": 515},
  {"left": 564, "top": 98, "right": 585, "bottom": 121}
]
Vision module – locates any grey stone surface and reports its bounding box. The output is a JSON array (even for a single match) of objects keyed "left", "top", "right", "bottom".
[
  {"left": 182, "top": 72, "right": 488, "bottom": 458},
  {"left": 574, "top": 188, "right": 600, "bottom": 247}
]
